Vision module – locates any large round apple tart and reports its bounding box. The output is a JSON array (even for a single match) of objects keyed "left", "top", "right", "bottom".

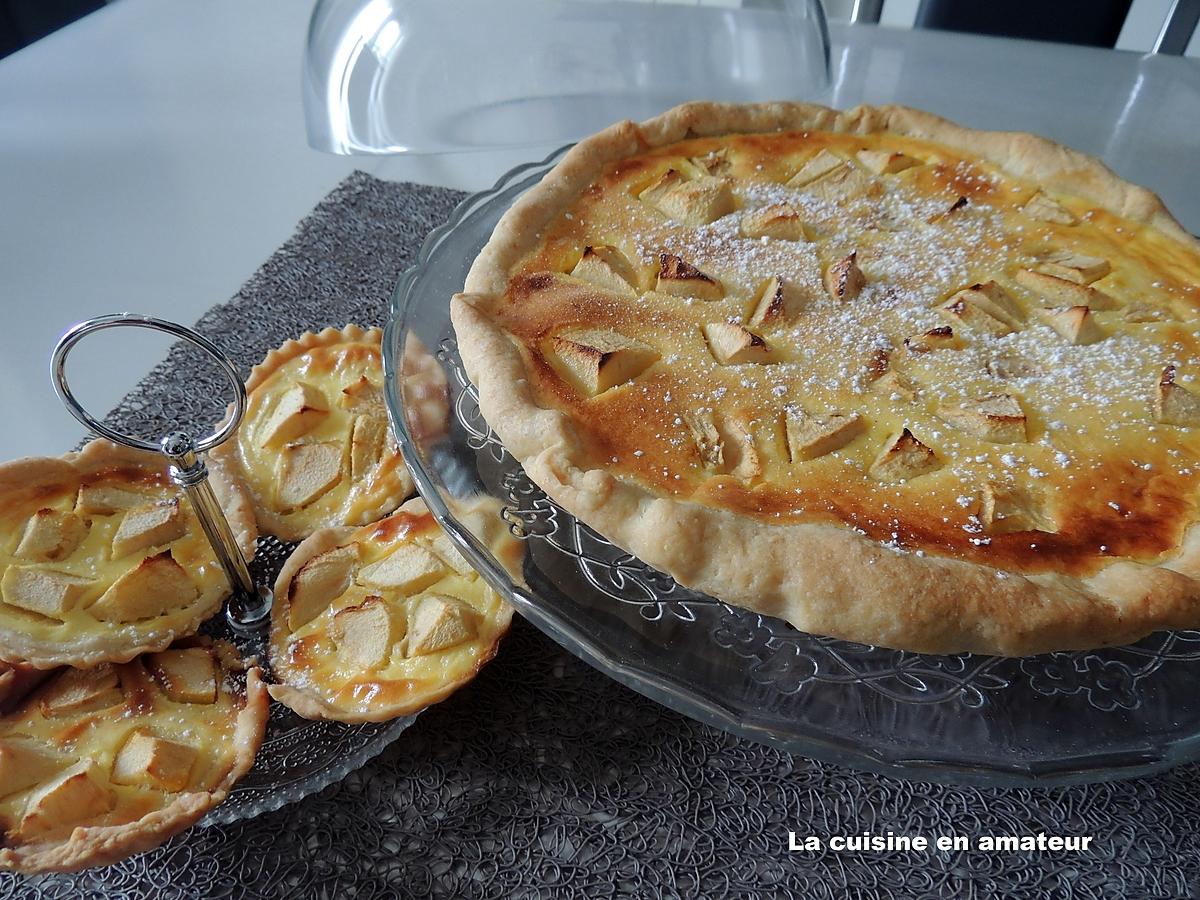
[
  {"left": 0, "top": 440, "right": 256, "bottom": 669},
  {"left": 451, "top": 101, "right": 1200, "bottom": 656}
]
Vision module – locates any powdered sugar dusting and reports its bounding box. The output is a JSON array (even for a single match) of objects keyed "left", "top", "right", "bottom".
[{"left": 510, "top": 133, "right": 1200, "bottom": 561}]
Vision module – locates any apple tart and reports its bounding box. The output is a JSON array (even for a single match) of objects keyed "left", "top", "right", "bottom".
[
  {"left": 0, "top": 638, "right": 268, "bottom": 874},
  {"left": 212, "top": 325, "right": 448, "bottom": 542},
  {"left": 268, "top": 497, "right": 521, "bottom": 722},
  {"left": 452, "top": 101, "right": 1200, "bottom": 656},
  {"left": 0, "top": 440, "right": 256, "bottom": 669}
]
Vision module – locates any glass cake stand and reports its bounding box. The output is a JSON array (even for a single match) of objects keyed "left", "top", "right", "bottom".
[
  {"left": 49, "top": 325, "right": 419, "bottom": 829},
  {"left": 383, "top": 147, "right": 1200, "bottom": 787}
]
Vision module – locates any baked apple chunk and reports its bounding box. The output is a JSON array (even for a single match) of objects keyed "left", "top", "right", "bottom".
[
  {"left": 276, "top": 441, "right": 345, "bottom": 509},
  {"left": 873, "top": 370, "right": 918, "bottom": 401},
  {"left": 1039, "top": 306, "right": 1105, "bottom": 344},
  {"left": 570, "top": 245, "right": 640, "bottom": 297},
  {"left": 940, "top": 281, "right": 1022, "bottom": 335},
  {"left": 89, "top": 551, "right": 197, "bottom": 622},
  {"left": 747, "top": 276, "right": 807, "bottom": 327},
  {"left": 684, "top": 411, "right": 765, "bottom": 480},
  {"left": 655, "top": 253, "right": 724, "bottom": 300},
  {"left": 552, "top": 328, "right": 660, "bottom": 396},
  {"left": 331, "top": 597, "right": 397, "bottom": 670},
  {"left": 357, "top": 543, "right": 446, "bottom": 594},
  {"left": 146, "top": 647, "right": 218, "bottom": 704},
  {"left": 19, "top": 763, "right": 113, "bottom": 837},
  {"left": 870, "top": 429, "right": 940, "bottom": 481},
  {"left": 111, "top": 730, "right": 198, "bottom": 792},
  {"left": 805, "top": 164, "right": 879, "bottom": 204},
  {"left": 785, "top": 408, "right": 864, "bottom": 461},
  {"left": 926, "top": 195, "right": 969, "bottom": 224},
  {"left": 259, "top": 381, "right": 329, "bottom": 448},
  {"left": 740, "top": 203, "right": 811, "bottom": 241},
  {"left": 0, "top": 739, "right": 62, "bottom": 797},
  {"left": 940, "top": 296, "right": 1013, "bottom": 336},
  {"left": 38, "top": 666, "right": 123, "bottom": 718},
  {"left": 1023, "top": 191, "right": 1076, "bottom": 225},
  {"left": 936, "top": 395, "right": 1028, "bottom": 443},
  {"left": 904, "top": 326, "right": 965, "bottom": 353},
  {"left": 703, "top": 323, "right": 773, "bottom": 365},
  {"left": 786, "top": 149, "right": 844, "bottom": 187},
  {"left": 639, "top": 170, "right": 734, "bottom": 226},
  {"left": 407, "top": 595, "right": 478, "bottom": 657},
  {"left": 287, "top": 543, "right": 360, "bottom": 630},
  {"left": 856, "top": 149, "right": 921, "bottom": 175},
  {"left": 75, "top": 482, "right": 150, "bottom": 517},
  {"left": 111, "top": 498, "right": 187, "bottom": 558},
  {"left": 338, "top": 375, "right": 387, "bottom": 416},
  {"left": 824, "top": 252, "right": 866, "bottom": 301},
  {"left": 1, "top": 567, "right": 92, "bottom": 619},
  {"left": 14, "top": 509, "right": 85, "bottom": 563},
  {"left": 980, "top": 484, "right": 1059, "bottom": 534},
  {"left": 684, "top": 410, "right": 724, "bottom": 469},
  {"left": 1036, "top": 250, "right": 1110, "bottom": 284},
  {"left": 1155, "top": 366, "right": 1200, "bottom": 427},
  {"left": 350, "top": 415, "right": 388, "bottom": 481},
  {"left": 1016, "top": 268, "right": 1116, "bottom": 310}
]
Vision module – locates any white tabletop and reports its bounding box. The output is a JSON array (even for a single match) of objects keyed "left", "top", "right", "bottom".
[{"left": 1, "top": 0, "right": 1197, "bottom": 461}]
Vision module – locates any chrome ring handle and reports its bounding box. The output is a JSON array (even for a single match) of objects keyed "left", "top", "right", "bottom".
[
  {"left": 49, "top": 313, "right": 270, "bottom": 630},
  {"left": 51, "top": 312, "right": 246, "bottom": 455}
]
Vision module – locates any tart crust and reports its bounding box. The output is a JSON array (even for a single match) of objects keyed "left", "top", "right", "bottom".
[
  {"left": 0, "top": 440, "right": 257, "bottom": 668},
  {"left": 268, "top": 497, "right": 520, "bottom": 722},
  {"left": 0, "top": 639, "right": 268, "bottom": 874},
  {"left": 211, "top": 325, "right": 447, "bottom": 542},
  {"left": 451, "top": 101, "right": 1200, "bottom": 656}
]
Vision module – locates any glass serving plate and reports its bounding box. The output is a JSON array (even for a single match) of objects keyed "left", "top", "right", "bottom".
[
  {"left": 196, "top": 534, "right": 416, "bottom": 826},
  {"left": 383, "top": 147, "right": 1200, "bottom": 788}
]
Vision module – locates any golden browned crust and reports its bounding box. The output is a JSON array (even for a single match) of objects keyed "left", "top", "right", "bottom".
[
  {"left": 0, "top": 440, "right": 257, "bottom": 669},
  {"left": 242, "top": 324, "right": 377, "bottom": 394},
  {"left": 0, "top": 662, "right": 268, "bottom": 874},
  {"left": 464, "top": 102, "right": 1195, "bottom": 296},
  {"left": 268, "top": 497, "right": 516, "bottom": 722},
  {"left": 266, "top": 641, "right": 505, "bottom": 723},
  {"left": 452, "top": 101, "right": 1200, "bottom": 656}
]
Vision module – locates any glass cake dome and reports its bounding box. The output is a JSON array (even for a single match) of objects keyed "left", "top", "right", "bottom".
[{"left": 304, "top": 0, "right": 832, "bottom": 155}]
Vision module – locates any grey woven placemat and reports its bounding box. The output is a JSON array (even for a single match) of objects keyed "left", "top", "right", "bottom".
[{"left": 7, "top": 172, "right": 1200, "bottom": 900}]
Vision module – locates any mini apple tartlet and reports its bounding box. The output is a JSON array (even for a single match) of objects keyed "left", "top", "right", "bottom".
[
  {"left": 0, "top": 440, "right": 256, "bottom": 669},
  {"left": 268, "top": 497, "right": 521, "bottom": 722},
  {"left": 211, "top": 325, "right": 449, "bottom": 542},
  {"left": 0, "top": 638, "right": 268, "bottom": 874}
]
